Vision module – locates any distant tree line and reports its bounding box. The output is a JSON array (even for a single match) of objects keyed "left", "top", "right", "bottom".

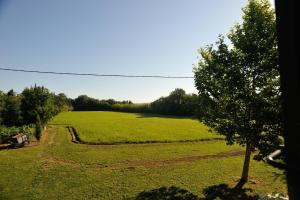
[
  {"left": 150, "top": 89, "right": 198, "bottom": 115},
  {"left": 71, "top": 95, "right": 132, "bottom": 111},
  {"left": 71, "top": 88, "right": 199, "bottom": 116}
]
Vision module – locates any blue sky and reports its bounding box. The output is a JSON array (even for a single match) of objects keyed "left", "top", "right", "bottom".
[{"left": 0, "top": 0, "right": 270, "bottom": 102}]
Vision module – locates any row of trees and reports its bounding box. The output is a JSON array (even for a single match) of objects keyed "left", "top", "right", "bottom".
[
  {"left": 71, "top": 95, "right": 125, "bottom": 111},
  {"left": 71, "top": 88, "right": 199, "bottom": 116},
  {"left": 0, "top": 85, "right": 73, "bottom": 128}
]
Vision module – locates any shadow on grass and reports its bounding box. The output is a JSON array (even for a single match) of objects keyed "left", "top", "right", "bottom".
[
  {"left": 48, "top": 123, "right": 71, "bottom": 126},
  {"left": 132, "top": 186, "right": 199, "bottom": 200},
  {"left": 202, "top": 184, "right": 259, "bottom": 200},
  {"left": 0, "top": 185, "right": 9, "bottom": 200},
  {"left": 131, "top": 184, "right": 259, "bottom": 200},
  {"left": 135, "top": 113, "right": 197, "bottom": 120},
  {"left": 0, "top": 144, "right": 26, "bottom": 151},
  {"left": 272, "top": 171, "right": 287, "bottom": 183}
]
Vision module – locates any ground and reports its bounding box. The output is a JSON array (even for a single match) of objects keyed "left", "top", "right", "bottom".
[{"left": 0, "top": 122, "right": 286, "bottom": 200}]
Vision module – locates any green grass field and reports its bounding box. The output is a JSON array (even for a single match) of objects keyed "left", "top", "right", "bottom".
[
  {"left": 0, "top": 126, "right": 287, "bottom": 199},
  {"left": 50, "top": 111, "right": 223, "bottom": 144}
]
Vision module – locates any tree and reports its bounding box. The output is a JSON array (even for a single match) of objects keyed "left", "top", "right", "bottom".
[
  {"left": 151, "top": 88, "right": 198, "bottom": 116},
  {"left": 106, "top": 99, "right": 116, "bottom": 105},
  {"left": 54, "top": 93, "right": 73, "bottom": 113},
  {"left": 72, "top": 95, "right": 111, "bottom": 111},
  {"left": 2, "top": 90, "right": 22, "bottom": 126},
  {"left": 183, "top": 94, "right": 199, "bottom": 115},
  {"left": 21, "top": 85, "right": 56, "bottom": 126},
  {"left": 194, "top": 0, "right": 281, "bottom": 187},
  {"left": 168, "top": 88, "right": 186, "bottom": 114}
]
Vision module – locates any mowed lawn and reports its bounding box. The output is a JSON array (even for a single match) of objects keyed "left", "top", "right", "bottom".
[
  {"left": 0, "top": 126, "right": 287, "bottom": 199},
  {"left": 50, "top": 111, "right": 223, "bottom": 144}
]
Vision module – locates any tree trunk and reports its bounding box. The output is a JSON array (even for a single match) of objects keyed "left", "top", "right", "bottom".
[{"left": 235, "top": 143, "right": 252, "bottom": 188}]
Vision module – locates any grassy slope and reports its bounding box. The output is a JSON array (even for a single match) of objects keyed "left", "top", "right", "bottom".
[
  {"left": 50, "top": 111, "right": 222, "bottom": 143},
  {"left": 0, "top": 126, "right": 286, "bottom": 200}
]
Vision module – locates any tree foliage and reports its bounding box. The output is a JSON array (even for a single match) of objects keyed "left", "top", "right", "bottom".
[
  {"left": 151, "top": 88, "right": 198, "bottom": 116},
  {"left": 194, "top": 0, "right": 281, "bottom": 186},
  {"left": 72, "top": 95, "right": 111, "bottom": 111},
  {"left": 72, "top": 88, "right": 198, "bottom": 116},
  {"left": 1, "top": 90, "right": 22, "bottom": 126},
  {"left": 54, "top": 93, "right": 73, "bottom": 113},
  {"left": 21, "top": 85, "right": 56, "bottom": 126}
]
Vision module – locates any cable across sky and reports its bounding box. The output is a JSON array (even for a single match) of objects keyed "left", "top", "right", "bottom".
[{"left": 0, "top": 67, "right": 194, "bottom": 79}]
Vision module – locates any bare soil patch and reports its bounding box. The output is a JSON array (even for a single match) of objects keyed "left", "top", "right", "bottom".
[
  {"left": 40, "top": 150, "right": 244, "bottom": 170},
  {"left": 110, "top": 150, "right": 244, "bottom": 169}
]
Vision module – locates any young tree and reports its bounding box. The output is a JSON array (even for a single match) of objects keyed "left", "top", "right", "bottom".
[
  {"left": 194, "top": 0, "right": 281, "bottom": 187},
  {"left": 35, "top": 114, "right": 42, "bottom": 140}
]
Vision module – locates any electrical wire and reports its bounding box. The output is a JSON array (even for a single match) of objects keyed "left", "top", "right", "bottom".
[{"left": 0, "top": 67, "right": 194, "bottom": 79}]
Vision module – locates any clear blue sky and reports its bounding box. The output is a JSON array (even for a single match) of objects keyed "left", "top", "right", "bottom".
[{"left": 0, "top": 0, "right": 271, "bottom": 103}]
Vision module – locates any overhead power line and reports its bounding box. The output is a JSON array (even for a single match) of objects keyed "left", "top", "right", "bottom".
[{"left": 0, "top": 67, "right": 194, "bottom": 79}]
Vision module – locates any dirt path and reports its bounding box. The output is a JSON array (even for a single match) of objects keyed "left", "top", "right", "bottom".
[
  {"left": 109, "top": 150, "right": 244, "bottom": 169},
  {"left": 40, "top": 126, "right": 56, "bottom": 145},
  {"left": 42, "top": 150, "right": 244, "bottom": 170}
]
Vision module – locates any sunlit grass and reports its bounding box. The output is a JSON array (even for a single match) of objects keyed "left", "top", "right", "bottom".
[
  {"left": 0, "top": 126, "right": 287, "bottom": 199},
  {"left": 50, "top": 111, "right": 222, "bottom": 144}
]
